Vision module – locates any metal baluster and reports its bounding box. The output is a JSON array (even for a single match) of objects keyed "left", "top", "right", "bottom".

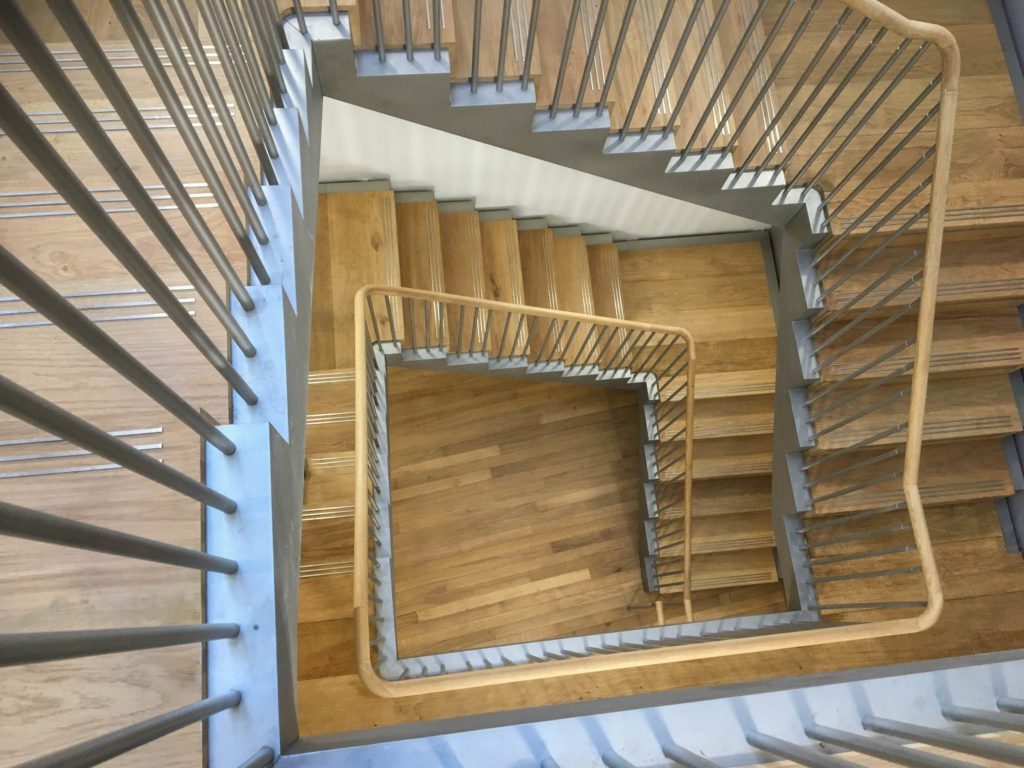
[
  {"left": 618, "top": 0, "right": 676, "bottom": 138},
  {"left": 823, "top": 151, "right": 935, "bottom": 235},
  {"left": 0, "top": 245, "right": 236, "bottom": 454},
  {"left": 0, "top": 376, "right": 237, "bottom": 513},
  {"left": 596, "top": 0, "right": 638, "bottom": 117},
  {"left": 15, "top": 692, "right": 241, "bottom": 767},
  {"left": 687, "top": 0, "right": 784, "bottom": 161},
  {"left": 560, "top": 322, "right": 581, "bottom": 365},
  {"left": 167, "top": 0, "right": 271, "bottom": 198},
  {"left": 112, "top": 0, "right": 273, "bottom": 266},
  {"left": 663, "top": 743, "right": 721, "bottom": 768},
  {"left": 863, "top": 716, "right": 1024, "bottom": 764},
  {"left": 797, "top": 42, "right": 931, "bottom": 200},
  {"left": 537, "top": 318, "right": 559, "bottom": 362},
  {"left": 804, "top": 524, "right": 912, "bottom": 551},
  {"left": 640, "top": 0, "right": 704, "bottom": 139},
  {"left": 811, "top": 472, "right": 902, "bottom": 505},
  {"left": 718, "top": 0, "right": 821, "bottom": 165},
  {"left": 733, "top": 7, "right": 852, "bottom": 180},
  {"left": 402, "top": 0, "right": 414, "bottom": 61},
  {"left": 569, "top": 324, "right": 597, "bottom": 367},
  {"left": 549, "top": 0, "right": 583, "bottom": 117},
  {"left": 1, "top": 623, "right": 239, "bottom": 667},
  {"left": 239, "top": 747, "right": 277, "bottom": 768},
  {"left": 372, "top": 0, "right": 386, "bottom": 62},
  {"left": 813, "top": 268, "right": 922, "bottom": 353},
  {"left": 806, "top": 339, "right": 914, "bottom": 405},
  {"left": 328, "top": 0, "right": 340, "bottom": 27},
  {"left": 221, "top": 0, "right": 281, "bottom": 122},
  {"left": 471, "top": 0, "right": 483, "bottom": 92},
  {"left": 814, "top": 387, "right": 909, "bottom": 438},
  {"left": 547, "top": 320, "right": 570, "bottom": 363},
  {"left": 0, "top": 500, "right": 237, "bottom": 573},
  {"left": 496, "top": 0, "right": 513, "bottom": 90},
  {"left": 0, "top": 89, "right": 259, "bottom": 406},
  {"left": 805, "top": 723, "right": 972, "bottom": 768},
  {"left": 521, "top": 0, "right": 541, "bottom": 90},
  {"left": 478, "top": 310, "right": 494, "bottom": 356},
  {"left": 816, "top": 566, "right": 922, "bottom": 586},
  {"left": 143, "top": 0, "right": 269, "bottom": 227},
  {"left": 497, "top": 311, "right": 513, "bottom": 358},
  {"left": 50, "top": 0, "right": 264, "bottom": 307},
  {"left": 433, "top": 0, "right": 443, "bottom": 60},
  {"left": 241, "top": 0, "right": 288, "bottom": 96},
  {"left": 384, "top": 295, "right": 398, "bottom": 342},
  {"left": 196, "top": 0, "right": 280, "bottom": 167},
  {"left": 292, "top": 0, "right": 309, "bottom": 33},
  {"left": 572, "top": 324, "right": 604, "bottom": 367},
  {"left": 747, "top": 732, "right": 860, "bottom": 767},
  {"left": 572, "top": 0, "right": 611, "bottom": 116},
  {"left": 0, "top": 8, "right": 260, "bottom": 354}
]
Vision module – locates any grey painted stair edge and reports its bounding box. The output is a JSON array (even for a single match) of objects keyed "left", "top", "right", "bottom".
[
  {"left": 377, "top": 611, "right": 820, "bottom": 681},
  {"left": 302, "top": 20, "right": 827, "bottom": 232}
]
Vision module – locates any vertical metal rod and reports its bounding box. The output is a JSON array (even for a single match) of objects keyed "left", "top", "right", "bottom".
[
  {"left": 293, "top": 0, "right": 309, "bottom": 33},
  {"left": 0, "top": 245, "right": 236, "bottom": 454},
  {"left": 432, "top": 0, "right": 443, "bottom": 60},
  {"left": 640, "top": 0, "right": 704, "bottom": 138},
  {"left": 471, "top": 0, "right": 483, "bottom": 92},
  {"left": 496, "top": 0, "right": 513, "bottom": 91},
  {"left": 0, "top": 6, "right": 259, "bottom": 353},
  {"left": 166, "top": 0, "right": 268, "bottom": 203},
  {"left": 747, "top": 731, "right": 859, "bottom": 767},
  {"left": 144, "top": 0, "right": 269, "bottom": 232},
  {"left": 618, "top": 0, "right": 676, "bottom": 137},
  {"left": 50, "top": 0, "right": 262, "bottom": 305},
  {"left": 478, "top": 310, "right": 494, "bottom": 355},
  {"left": 815, "top": 207, "right": 928, "bottom": 290},
  {"left": 0, "top": 623, "right": 240, "bottom": 667},
  {"left": 0, "top": 86, "right": 259, "bottom": 406},
  {"left": 521, "top": 0, "right": 541, "bottom": 90},
  {"left": 372, "top": 0, "right": 386, "bottom": 62},
  {"left": 402, "top": 0, "right": 414, "bottom": 61},
  {"left": 863, "top": 715, "right": 1024, "bottom": 765},
  {"left": 497, "top": 311, "right": 513, "bottom": 358},
  {"left": 456, "top": 305, "right": 466, "bottom": 355},
  {"left": 0, "top": 500, "right": 238, "bottom": 574},
  {"left": 0, "top": 376, "right": 238, "bottom": 513},
  {"left": 196, "top": 0, "right": 280, "bottom": 164},
  {"left": 242, "top": 0, "right": 288, "bottom": 95},
  {"left": 223, "top": 0, "right": 280, "bottom": 119},
  {"left": 570, "top": 324, "right": 598, "bottom": 367},
  {"left": 111, "top": 0, "right": 273, "bottom": 266},
  {"left": 549, "top": 0, "right": 583, "bottom": 118},
  {"left": 596, "top": 0, "right": 638, "bottom": 116},
  {"left": 572, "top": 0, "right": 611, "bottom": 117},
  {"left": 660, "top": 0, "right": 732, "bottom": 140},
  {"left": 328, "top": 0, "right": 340, "bottom": 26},
  {"left": 19, "top": 692, "right": 241, "bottom": 767},
  {"left": 253, "top": 0, "right": 287, "bottom": 66}
]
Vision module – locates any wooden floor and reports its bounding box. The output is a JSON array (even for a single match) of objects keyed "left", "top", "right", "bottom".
[{"left": 388, "top": 367, "right": 649, "bottom": 656}]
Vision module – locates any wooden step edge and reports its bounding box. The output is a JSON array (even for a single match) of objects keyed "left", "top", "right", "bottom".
[{"left": 814, "top": 412, "right": 1021, "bottom": 452}]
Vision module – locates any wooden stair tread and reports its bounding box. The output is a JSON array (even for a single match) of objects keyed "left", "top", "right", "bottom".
[
  {"left": 659, "top": 476, "right": 773, "bottom": 518},
  {"left": 438, "top": 208, "right": 487, "bottom": 299},
  {"left": 818, "top": 232, "right": 1024, "bottom": 311},
  {"left": 396, "top": 200, "right": 446, "bottom": 293},
  {"left": 817, "top": 311, "right": 1024, "bottom": 382},
  {"left": 479, "top": 217, "right": 526, "bottom": 305},
  {"left": 518, "top": 227, "right": 559, "bottom": 310},
  {"left": 312, "top": 191, "right": 402, "bottom": 370},
  {"left": 587, "top": 243, "right": 625, "bottom": 321},
  {"left": 695, "top": 368, "right": 776, "bottom": 399},
  {"left": 667, "top": 435, "right": 773, "bottom": 480},
  {"left": 657, "top": 548, "right": 779, "bottom": 593},
  {"left": 658, "top": 510, "right": 775, "bottom": 555},
  {"left": 550, "top": 234, "right": 595, "bottom": 316},
  {"left": 812, "top": 374, "right": 1022, "bottom": 451},
  {"left": 661, "top": 393, "right": 774, "bottom": 440},
  {"left": 809, "top": 439, "right": 1014, "bottom": 515}
]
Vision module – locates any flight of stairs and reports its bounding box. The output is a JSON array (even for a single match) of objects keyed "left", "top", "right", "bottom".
[{"left": 797, "top": 225, "right": 1024, "bottom": 617}]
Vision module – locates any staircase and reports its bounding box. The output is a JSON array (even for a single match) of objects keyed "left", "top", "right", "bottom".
[{"left": 7, "top": 0, "right": 1024, "bottom": 764}]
